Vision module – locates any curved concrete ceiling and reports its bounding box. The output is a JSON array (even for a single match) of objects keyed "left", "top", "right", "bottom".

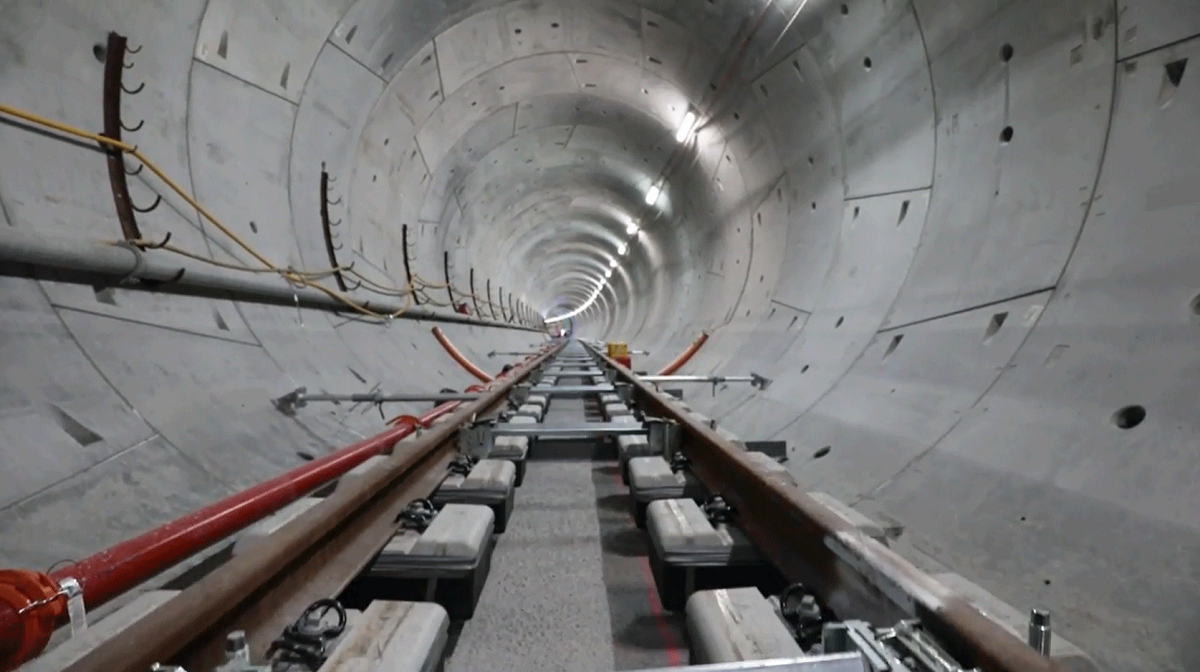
[{"left": 1, "top": 0, "right": 1198, "bottom": 670}]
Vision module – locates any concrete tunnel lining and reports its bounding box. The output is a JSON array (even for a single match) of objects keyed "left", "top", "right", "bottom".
[{"left": 1, "top": 0, "right": 1199, "bottom": 669}]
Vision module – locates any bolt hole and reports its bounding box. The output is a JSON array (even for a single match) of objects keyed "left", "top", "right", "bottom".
[
  {"left": 93, "top": 43, "right": 107, "bottom": 63},
  {"left": 811, "top": 201, "right": 817, "bottom": 210},
  {"left": 514, "top": 28, "right": 522, "bottom": 34},
  {"left": 551, "top": 22, "right": 559, "bottom": 28},
  {"left": 801, "top": 364, "right": 810, "bottom": 373},
  {"left": 835, "top": 316, "right": 844, "bottom": 328},
  {"left": 1112, "top": 405, "right": 1146, "bottom": 429},
  {"left": 1000, "top": 126, "right": 1014, "bottom": 143},
  {"left": 1043, "top": 579, "right": 1051, "bottom": 586},
  {"left": 1001, "top": 44, "right": 1014, "bottom": 62},
  {"left": 863, "top": 57, "right": 872, "bottom": 70},
  {"left": 812, "top": 446, "right": 831, "bottom": 459},
  {"left": 248, "top": 221, "right": 258, "bottom": 234},
  {"left": 841, "top": 3, "right": 849, "bottom": 14},
  {"left": 1020, "top": 516, "right": 1027, "bottom": 522},
  {"left": 296, "top": 451, "right": 315, "bottom": 461},
  {"left": 1189, "top": 293, "right": 1200, "bottom": 316}
]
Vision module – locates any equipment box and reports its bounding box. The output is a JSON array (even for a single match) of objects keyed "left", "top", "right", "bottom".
[
  {"left": 646, "top": 498, "right": 785, "bottom": 612},
  {"left": 345, "top": 503, "right": 495, "bottom": 620},
  {"left": 432, "top": 457, "right": 517, "bottom": 533}
]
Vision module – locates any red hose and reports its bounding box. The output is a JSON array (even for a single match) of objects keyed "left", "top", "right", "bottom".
[
  {"left": 657, "top": 332, "right": 710, "bottom": 376},
  {"left": 0, "top": 351, "right": 542, "bottom": 670},
  {"left": 432, "top": 326, "right": 493, "bottom": 383}
]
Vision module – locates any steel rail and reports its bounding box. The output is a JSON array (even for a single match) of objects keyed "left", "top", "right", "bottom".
[
  {"left": 59, "top": 341, "right": 563, "bottom": 672},
  {"left": 587, "top": 344, "right": 1054, "bottom": 672}
]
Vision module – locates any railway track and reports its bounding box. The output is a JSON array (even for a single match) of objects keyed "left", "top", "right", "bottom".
[{"left": 2, "top": 337, "right": 1071, "bottom": 672}]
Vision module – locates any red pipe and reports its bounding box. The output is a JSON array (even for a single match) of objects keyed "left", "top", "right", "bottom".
[
  {"left": 657, "top": 331, "right": 710, "bottom": 376},
  {"left": 0, "top": 352, "right": 544, "bottom": 671},
  {"left": 432, "top": 326, "right": 493, "bottom": 383}
]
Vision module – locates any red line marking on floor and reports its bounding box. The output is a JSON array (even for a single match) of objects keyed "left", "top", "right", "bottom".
[{"left": 610, "top": 465, "right": 683, "bottom": 665}]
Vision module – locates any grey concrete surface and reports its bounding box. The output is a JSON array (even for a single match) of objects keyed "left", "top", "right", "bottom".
[{"left": 0, "top": 0, "right": 1197, "bottom": 670}]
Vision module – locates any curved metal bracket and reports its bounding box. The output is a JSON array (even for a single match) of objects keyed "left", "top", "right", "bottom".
[
  {"left": 121, "top": 81, "right": 145, "bottom": 95},
  {"left": 124, "top": 161, "right": 143, "bottom": 177},
  {"left": 130, "top": 194, "right": 162, "bottom": 213},
  {"left": 319, "top": 168, "right": 348, "bottom": 292},
  {"left": 121, "top": 119, "right": 144, "bottom": 133}
]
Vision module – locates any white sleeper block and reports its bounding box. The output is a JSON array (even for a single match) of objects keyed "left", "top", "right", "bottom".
[
  {"left": 807, "top": 492, "right": 887, "bottom": 543},
  {"left": 318, "top": 600, "right": 449, "bottom": 672},
  {"left": 686, "top": 588, "right": 805, "bottom": 664},
  {"left": 335, "top": 454, "right": 393, "bottom": 492},
  {"left": 743, "top": 452, "right": 796, "bottom": 487},
  {"left": 234, "top": 497, "right": 323, "bottom": 554}
]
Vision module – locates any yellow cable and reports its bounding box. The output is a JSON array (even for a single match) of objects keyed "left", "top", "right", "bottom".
[{"left": 0, "top": 101, "right": 527, "bottom": 326}]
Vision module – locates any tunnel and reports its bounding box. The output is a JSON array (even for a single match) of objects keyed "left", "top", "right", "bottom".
[{"left": 0, "top": 0, "right": 1197, "bottom": 670}]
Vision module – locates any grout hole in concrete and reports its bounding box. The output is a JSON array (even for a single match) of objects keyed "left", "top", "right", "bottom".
[
  {"left": 381, "top": 52, "right": 393, "bottom": 70},
  {"left": 248, "top": 220, "right": 258, "bottom": 234},
  {"left": 212, "top": 308, "right": 230, "bottom": 331},
  {"left": 49, "top": 405, "right": 103, "bottom": 446},
  {"left": 280, "top": 63, "right": 290, "bottom": 90},
  {"left": 1001, "top": 44, "right": 1014, "bottom": 62},
  {"left": 811, "top": 201, "right": 817, "bottom": 210},
  {"left": 1165, "top": 58, "right": 1188, "bottom": 87},
  {"left": 841, "top": 3, "right": 849, "bottom": 15},
  {"left": 1189, "top": 293, "right": 1200, "bottom": 317},
  {"left": 812, "top": 446, "right": 831, "bottom": 459},
  {"left": 884, "top": 334, "right": 903, "bottom": 359},
  {"left": 854, "top": 206, "right": 860, "bottom": 218},
  {"left": 551, "top": 22, "right": 559, "bottom": 28},
  {"left": 217, "top": 31, "right": 228, "bottom": 59},
  {"left": 93, "top": 286, "right": 118, "bottom": 306},
  {"left": 899, "top": 199, "right": 910, "bottom": 224},
  {"left": 345, "top": 25, "right": 357, "bottom": 44},
  {"left": 863, "top": 57, "right": 872, "bottom": 70},
  {"left": 296, "top": 451, "right": 315, "bottom": 461},
  {"left": 801, "top": 364, "right": 810, "bottom": 373},
  {"left": 1112, "top": 405, "right": 1146, "bottom": 429},
  {"left": 93, "top": 42, "right": 107, "bottom": 63},
  {"left": 835, "top": 316, "right": 844, "bottom": 328},
  {"left": 422, "top": 54, "right": 432, "bottom": 65},
  {"left": 984, "top": 311, "right": 1008, "bottom": 340},
  {"left": 648, "top": 56, "right": 662, "bottom": 65},
  {"left": 1000, "top": 126, "right": 1014, "bottom": 143}
]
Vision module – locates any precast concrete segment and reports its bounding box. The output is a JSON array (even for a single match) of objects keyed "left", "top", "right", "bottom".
[{"left": 0, "top": 0, "right": 1197, "bottom": 670}]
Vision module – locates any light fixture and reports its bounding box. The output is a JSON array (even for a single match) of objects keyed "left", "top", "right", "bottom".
[
  {"left": 617, "top": 241, "right": 628, "bottom": 255},
  {"left": 645, "top": 184, "right": 661, "bottom": 205},
  {"left": 674, "top": 110, "right": 697, "bottom": 142},
  {"left": 604, "top": 267, "right": 613, "bottom": 279},
  {"left": 610, "top": 258, "right": 619, "bottom": 269},
  {"left": 625, "top": 221, "right": 640, "bottom": 236}
]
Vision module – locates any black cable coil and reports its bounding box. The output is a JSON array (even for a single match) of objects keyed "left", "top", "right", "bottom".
[
  {"left": 448, "top": 454, "right": 478, "bottom": 476},
  {"left": 266, "top": 598, "right": 347, "bottom": 670},
  {"left": 394, "top": 498, "right": 438, "bottom": 532},
  {"left": 702, "top": 495, "right": 734, "bottom": 523},
  {"left": 669, "top": 453, "right": 690, "bottom": 473}
]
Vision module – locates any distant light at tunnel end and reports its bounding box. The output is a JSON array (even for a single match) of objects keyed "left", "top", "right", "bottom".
[
  {"left": 674, "top": 110, "right": 697, "bottom": 142},
  {"left": 645, "top": 184, "right": 661, "bottom": 205}
]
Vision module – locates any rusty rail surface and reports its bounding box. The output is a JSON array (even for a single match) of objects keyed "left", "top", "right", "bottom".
[
  {"left": 60, "top": 342, "right": 562, "bottom": 672},
  {"left": 588, "top": 344, "right": 1055, "bottom": 672}
]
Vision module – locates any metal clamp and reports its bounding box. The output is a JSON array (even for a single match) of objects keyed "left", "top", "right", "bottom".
[
  {"left": 59, "top": 577, "right": 87, "bottom": 637},
  {"left": 647, "top": 418, "right": 681, "bottom": 459},
  {"left": 458, "top": 420, "right": 495, "bottom": 458},
  {"left": 273, "top": 387, "right": 308, "bottom": 416}
]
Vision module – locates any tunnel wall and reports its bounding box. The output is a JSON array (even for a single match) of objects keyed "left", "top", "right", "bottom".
[
  {"left": 0, "top": 0, "right": 537, "bottom": 584},
  {"left": 0, "top": 0, "right": 1198, "bottom": 670}
]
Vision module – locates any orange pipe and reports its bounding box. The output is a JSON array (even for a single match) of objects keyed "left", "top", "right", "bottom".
[
  {"left": 432, "top": 326, "right": 493, "bottom": 383},
  {"left": 657, "top": 331, "right": 710, "bottom": 376}
]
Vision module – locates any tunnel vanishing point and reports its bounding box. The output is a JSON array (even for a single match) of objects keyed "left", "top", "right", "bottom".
[{"left": 0, "top": 0, "right": 1198, "bottom": 671}]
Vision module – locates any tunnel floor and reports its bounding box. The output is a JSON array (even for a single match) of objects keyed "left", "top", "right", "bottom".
[{"left": 443, "top": 392, "right": 686, "bottom": 670}]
